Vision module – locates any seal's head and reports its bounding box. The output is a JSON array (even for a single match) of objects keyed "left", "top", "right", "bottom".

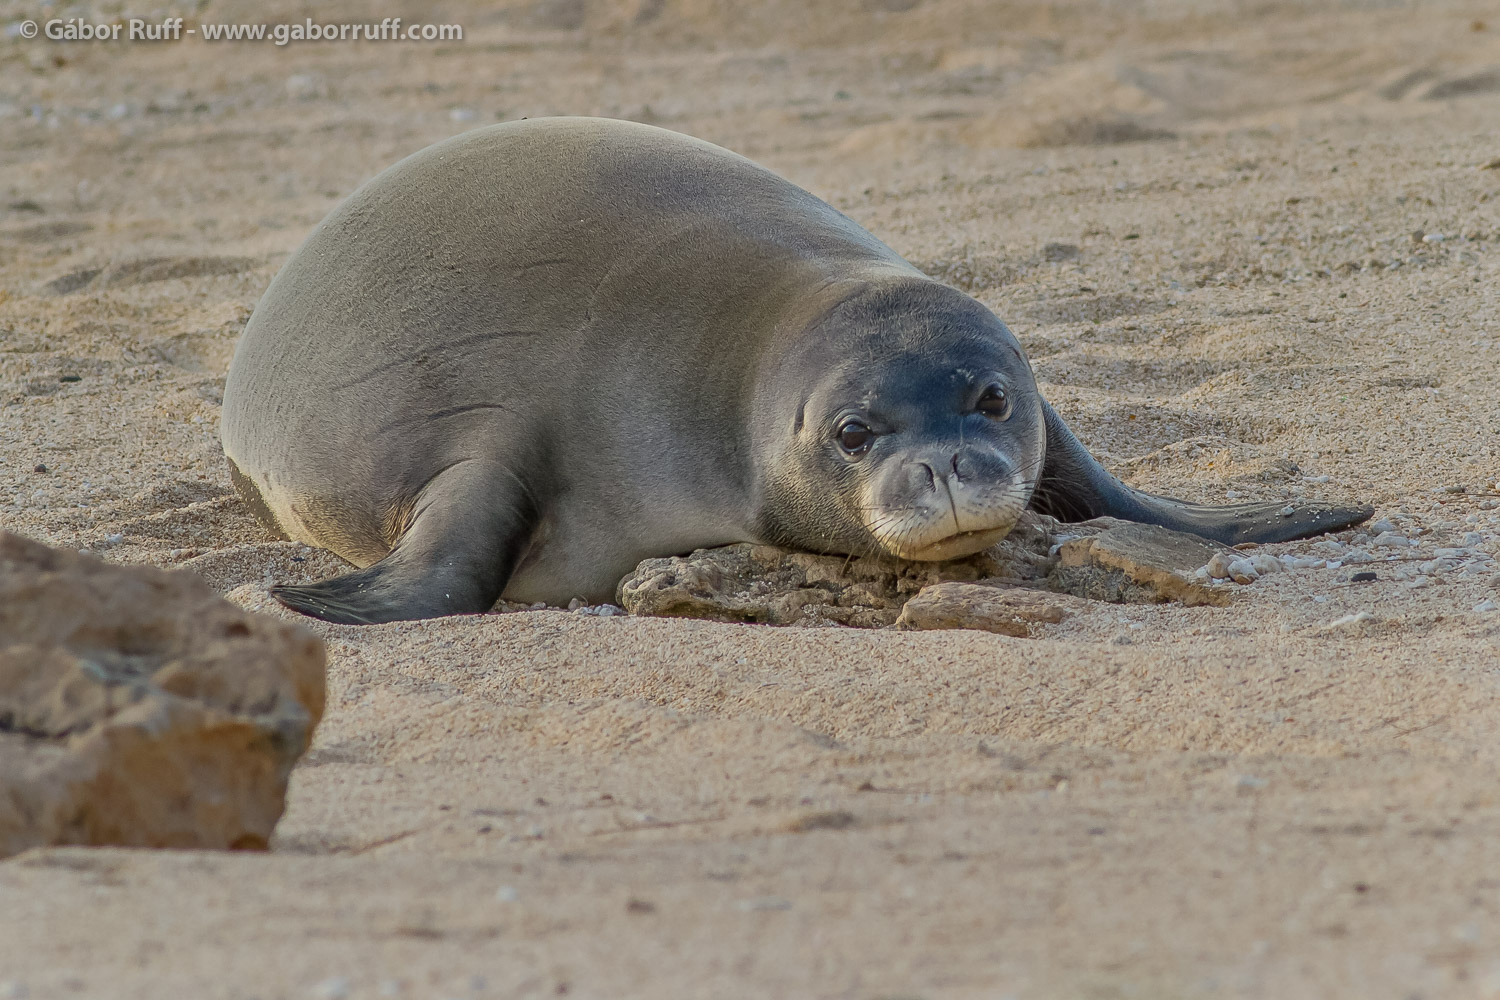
[{"left": 755, "top": 279, "right": 1045, "bottom": 562}]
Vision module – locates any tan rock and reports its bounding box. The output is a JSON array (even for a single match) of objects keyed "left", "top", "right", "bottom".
[
  {"left": 895, "top": 582, "right": 1077, "bottom": 636},
  {"left": 1052, "top": 519, "right": 1232, "bottom": 607},
  {"left": 618, "top": 515, "right": 1241, "bottom": 627},
  {"left": 0, "top": 532, "right": 325, "bottom": 858},
  {"left": 616, "top": 519, "right": 1058, "bottom": 627}
]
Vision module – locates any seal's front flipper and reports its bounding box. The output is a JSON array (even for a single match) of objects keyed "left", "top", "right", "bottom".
[
  {"left": 1030, "top": 401, "right": 1373, "bottom": 545},
  {"left": 271, "top": 460, "right": 534, "bottom": 625}
]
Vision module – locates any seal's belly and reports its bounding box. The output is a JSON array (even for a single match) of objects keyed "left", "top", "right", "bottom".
[{"left": 501, "top": 497, "right": 745, "bottom": 606}]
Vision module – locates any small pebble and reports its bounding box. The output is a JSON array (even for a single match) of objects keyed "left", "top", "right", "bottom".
[
  {"left": 285, "top": 73, "right": 325, "bottom": 100},
  {"left": 1236, "top": 774, "right": 1268, "bottom": 789},
  {"left": 1247, "top": 553, "right": 1281, "bottom": 575},
  {"left": 567, "top": 597, "right": 585, "bottom": 611},
  {"left": 32, "top": 464, "right": 46, "bottom": 474},
  {"left": 310, "top": 978, "right": 350, "bottom": 1000},
  {"left": 1205, "top": 551, "right": 1234, "bottom": 579},
  {"left": 1279, "top": 504, "right": 1296, "bottom": 517},
  {"left": 1462, "top": 532, "right": 1484, "bottom": 547},
  {"left": 1475, "top": 599, "right": 1499, "bottom": 613},
  {"left": 1372, "top": 531, "right": 1413, "bottom": 548},
  {"left": 1227, "top": 557, "right": 1258, "bottom": 584},
  {"left": 1350, "top": 571, "right": 1377, "bottom": 583},
  {"left": 1368, "top": 519, "right": 1396, "bottom": 534},
  {"left": 496, "top": 885, "right": 520, "bottom": 902},
  {"left": 1325, "top": 611, "right": 1376, "bottom": 629},
  {"left": 449, "top": 107, "right": 478, "bottom": 122},
  {"left": 0, "top": 982, "right": 28, "bottom": 1000}
]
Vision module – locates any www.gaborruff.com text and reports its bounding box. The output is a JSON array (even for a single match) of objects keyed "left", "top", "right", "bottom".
[{"left": 30, "top": 17, "right": 463, "bottom": 45}]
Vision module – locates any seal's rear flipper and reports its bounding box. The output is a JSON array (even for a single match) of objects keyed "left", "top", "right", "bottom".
[
  {"left": 271, "top": 460, "right": 534, "bottom": 625},
  {"left": 1031, "top": 401, "right": 1374, "bottom": 545}
]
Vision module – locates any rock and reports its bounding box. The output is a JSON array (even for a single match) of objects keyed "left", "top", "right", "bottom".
[
  {"left": 1372, "top": 531, "right": 1413, "bottom": 548},
  {"left": 1226, "top": 557, "right": 1259, "bottom": 584},
  {"left": 284, "top": 73, "right": 327, "bottom": 101},
  {"left": 1205, "top": 551, "right": 1235, "bottom": 579},
  {"left": 617, "top": 515, "right": 1058, "bottom": 627},
  {"left": 895, "top": 582, "right": 1075, "bottom": 636},
  {"left": 1042, "top": 242, "right": 1081, "bottom": 262},
  {"left": 617, "top": 514, "right": 1236, "bottom": 626},
  {"left": 1051, "top": 520, "right": 1233, "bottom": 606},
  {"left": 1246, "top": 553, "right": 1282, "bottom": 576},
  {"left": 0, "top": 532, "right": 325, "bottom": 858}
]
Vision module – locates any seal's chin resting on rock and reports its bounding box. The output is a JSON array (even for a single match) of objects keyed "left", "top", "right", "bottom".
[
  {"left": 856, "top": 464, "right": 1034, "bottom": 562},
  {"left": 221, "top": 116, "right": 1373, "bottom": 625}
]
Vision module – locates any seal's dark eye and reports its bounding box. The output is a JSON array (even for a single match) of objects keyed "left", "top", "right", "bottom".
[
  {"left": 977, "top": 385, "right": 1011, "bottom": 420},
  {"left": 837, "top": 420, "right": 874, "bottom": 455}
]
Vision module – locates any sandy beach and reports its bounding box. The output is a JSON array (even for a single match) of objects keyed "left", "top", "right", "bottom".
[{"left": 2, "top": 0, "right": 1499, "bottom": 996}]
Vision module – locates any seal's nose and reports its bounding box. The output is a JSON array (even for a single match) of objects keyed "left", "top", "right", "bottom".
[
  {"left": 949, "top": 450, "right": 996, "bottom": 483},
  {"left": 915, "top": 451, "right": 1002, "bottom": 490}
]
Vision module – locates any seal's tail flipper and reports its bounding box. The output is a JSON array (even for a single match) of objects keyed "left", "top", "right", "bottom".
[
  {"left": 271, "top": 459, "right": 534, "bottom": 625},
  {"left": 1031, "top": 401, "right": 1374, "bottom": 545}
]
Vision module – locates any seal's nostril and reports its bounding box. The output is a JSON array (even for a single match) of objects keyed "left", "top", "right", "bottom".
[{"left": 950, "top": 452, "right": 962, "bottom": 479}]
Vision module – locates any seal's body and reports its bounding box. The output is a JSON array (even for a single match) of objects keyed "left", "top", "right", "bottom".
[{"left": 222, "top": 117, "right": 1370, "bottom": 624}]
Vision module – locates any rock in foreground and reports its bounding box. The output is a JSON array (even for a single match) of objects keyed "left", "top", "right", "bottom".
[
  {"left": 0, "top": 532, "right": 326, "bottom": 858},
  {"left": 616, "top": 515, "right": 1236, "bottom": 631},
  {"left": 894, "top": 582, "right": 1087, "bottom": 635}
]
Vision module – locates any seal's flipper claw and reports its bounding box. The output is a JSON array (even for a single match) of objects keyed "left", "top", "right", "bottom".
[
  {"left": 271, "top": 569, "right": 418, "bottom": 625},
  {"left": 269, "top": 548, "right": 499, "bottom": 625}
]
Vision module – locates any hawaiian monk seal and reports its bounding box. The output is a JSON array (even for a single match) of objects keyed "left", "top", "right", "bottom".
[{"left": 221, "top": 117, "right": 1372, "bottom": 624}]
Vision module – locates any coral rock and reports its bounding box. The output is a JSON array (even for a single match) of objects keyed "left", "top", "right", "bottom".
[
  {"left": 0, "top": 532, "right": 325, "bottom": 858},
  {"left": 895, "top": 582, "right": 1079, "bottom": 636}
]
